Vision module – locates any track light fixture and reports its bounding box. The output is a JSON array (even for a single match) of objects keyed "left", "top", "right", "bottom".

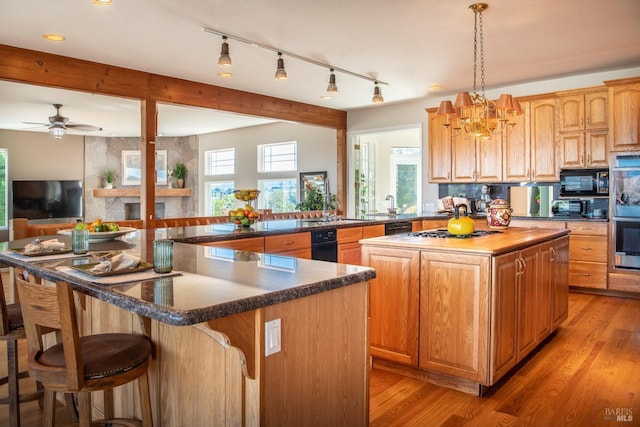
[
  {"left": 275, "top": 52, "right": 288, "bottom": 80},
  {"left": 218, "top": 36, "right": 232, "bottom": 67},
  {"left": 202, "top": 27, "right": 388, "bottom": 103},
  {"left": 326, "top": 69, "right": 338, "bottom": 94},
  {"left": 372, "top": 82, "right": 384, "bottom": 104}
]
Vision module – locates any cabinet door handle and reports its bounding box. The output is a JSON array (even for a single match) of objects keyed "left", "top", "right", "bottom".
[
  {"left": 581, "top": 154, "right": 584, "bottom": 164},
  {"left": 586, "top": 116, "right": 590, "bottom": 126},
  {"left": 521, "top": 257, "right": 527, "bottom": 272},
  {"left": 582, "top": 247, "right": 592, "bottom": 251},
  {"left": 587, "top": 153, "right": 591, "bottom": 164},
  {"left": 515, "top": 258, "right": 522, "bottom": 276},
  {"left": 581, "top": 117, "right": 584, "bottom": 127},
  {"left": 550, "top": 247, "right": 556, "bottom": 262}
]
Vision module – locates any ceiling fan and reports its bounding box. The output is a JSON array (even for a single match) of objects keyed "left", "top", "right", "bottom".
[{"left": 23, "top": 103, "right": 103, "bottom": 139}]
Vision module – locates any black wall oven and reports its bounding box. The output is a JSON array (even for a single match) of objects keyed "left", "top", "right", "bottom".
[{"left": 613, "top": 218, "right": 640, "bottom": 270}]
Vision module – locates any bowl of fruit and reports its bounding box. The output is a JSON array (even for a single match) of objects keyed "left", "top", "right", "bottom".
[
  {"left": 233, "top": 189, "right": 260, "bottom": 202},
  {"left": 229, "top": 205, "right": 260, "bottom": 228}
]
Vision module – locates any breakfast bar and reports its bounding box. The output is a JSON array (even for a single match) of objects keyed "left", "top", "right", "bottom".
[{"left": 0, "top": 229, "right": 375, "bottom": 426}]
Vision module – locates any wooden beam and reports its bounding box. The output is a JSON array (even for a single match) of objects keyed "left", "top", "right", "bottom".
[{"left": 0, "top": 44, "right": 349, "bottom": 211}]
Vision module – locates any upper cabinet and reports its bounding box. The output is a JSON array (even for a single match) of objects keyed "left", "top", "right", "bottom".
[
  {"left": 558, "top": 89, "right": 609, "bottom": 168},
  {"left": 529, "top": 98, "right": 560, "bottom": 182},
  {"left": 428, "top": 111, "right": 453, "bottom": 182},
  {"left": 606, "top": 79, "right": 640, "bottom": 152}
]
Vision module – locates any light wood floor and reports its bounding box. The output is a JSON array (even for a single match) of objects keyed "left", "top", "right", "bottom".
[{"left": 1, "top": 292, "right": 638, "bottom": 426}]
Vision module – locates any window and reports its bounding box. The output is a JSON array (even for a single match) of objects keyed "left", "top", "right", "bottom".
[
  {"left": 0, "top": 149, "right": 6, "bottom": 229},
  {"left": 257, "top": 179, "right": 297, "bottom": 212},
  {"left": 390, "top": 147, "right": 422, "bottom": 214},
  {"left": 204, "top": 181, "right": 235, "bottom": 216},
  {"left": 205, "top": 148, "right": 235, "bottom": 176},
  {"left": 258, "top": 142, "right": 297, "bottom": 172}
]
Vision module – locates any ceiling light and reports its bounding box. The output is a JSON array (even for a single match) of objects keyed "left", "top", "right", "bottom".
[
  {"left": 48, "top": 124, "right": 67, "bottom": 139},
  {"left": 372, "top": 82, "right": 384, "bottom": 104},
  {"left": 275, "top": 52, "right": 287, "bottom": 80},
  {"left": 429, "top": 84, "right": 441, "bottom": 91},
  {"left": 202, "top": 27, "right": 389, "bottom": 103},
  {"left": 218, "top": 36, "right": 232, "bottom": 67},
  {"left": 42, "top": 33, "right": 66, "bottom": 42},
  {"left": 326, "top": 69, "right": 338, "bottom": 93},
  {"left": 92, "top": 0, "right": 113, "bottom": 5},
  {"left": 217, "top": 72, "right": 233, "bottom": 78},
  {"left": 437, "top": 3, "right": 521, "bottom": 139}
]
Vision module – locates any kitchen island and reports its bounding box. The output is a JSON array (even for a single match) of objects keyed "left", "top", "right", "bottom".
[
  {"left": 360, "top": 226, "right": 570, "bottom": 395},
  {"left": 0, "top": 231, "right": 375, "bottom": 426}
]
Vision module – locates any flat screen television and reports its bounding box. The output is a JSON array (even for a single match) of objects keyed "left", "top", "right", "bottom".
[{"left": 12, "top": 180, "right": 83, "bottom": 221}]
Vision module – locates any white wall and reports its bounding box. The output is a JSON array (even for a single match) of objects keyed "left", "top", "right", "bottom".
[
  {"left": 347, "top": 66, "right": 640, "bottom": 210},
  {"left": 198, "top": 121, "right": 337, "bottom": 214}
]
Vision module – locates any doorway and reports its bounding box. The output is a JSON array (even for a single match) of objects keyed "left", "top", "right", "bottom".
[{"left": 348, "top": 126, "right": 422, "bottom": 218}]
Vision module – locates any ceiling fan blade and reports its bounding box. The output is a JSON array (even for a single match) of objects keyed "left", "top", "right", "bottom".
[
  {"left": 65, "top": 123, "right": 103, "bottom": 131},
  {"left": 21, "top": 121, "right": 49, "bottom": 127}
]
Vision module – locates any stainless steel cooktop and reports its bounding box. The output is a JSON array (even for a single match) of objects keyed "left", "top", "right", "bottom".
[{"left": 408, "top": 229, "right": 502, "bottom": 239}]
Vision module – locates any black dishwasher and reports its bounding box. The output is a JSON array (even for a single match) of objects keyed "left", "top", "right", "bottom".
[
  {"left": 384, "top": 221, "right": 413, "bottom": 235},
  {"left": 311, "top": 228, "right": 338, "bottom": 262}
]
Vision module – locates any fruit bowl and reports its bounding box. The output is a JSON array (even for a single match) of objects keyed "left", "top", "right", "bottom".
[
  {"left": 229, "top": 205, "right": 260, "bottom": 228},
  {"left": 233, "top": 189, "right": 260, "bottom": 202}
]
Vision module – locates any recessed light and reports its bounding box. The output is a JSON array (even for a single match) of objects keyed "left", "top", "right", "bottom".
[
  {"left": 320, "top": 95, "right": 333, "bottom": 100},
  {"left": 429, "top": 84, "right": 442, "bottom": 91},
  {"left": 92, "top": 0, "right": 113, "bottom": 5},
  {"left": 42, "top": 33, "right": 66, "bottom": 42},
  {"left": 217, "top": 72, "right": 232, "bottom": 78}
]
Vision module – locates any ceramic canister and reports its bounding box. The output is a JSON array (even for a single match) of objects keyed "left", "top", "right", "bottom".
[{"left": 486, "top": 198, "right": 513, "bottom": 230}]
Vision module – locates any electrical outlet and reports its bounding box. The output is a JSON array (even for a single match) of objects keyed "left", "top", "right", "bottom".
[{"left": 265, "top": 318, "right": 281, "bottom": 356}]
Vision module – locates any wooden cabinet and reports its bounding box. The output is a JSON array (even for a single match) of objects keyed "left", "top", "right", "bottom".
[
  {"left": 503, "top": 102, "right": 531, "bottom": 182},
  {"left": 558, "top": 89, "right": 609, "bottom": 168},
  {"left": 337, "top": 227, "right": 363, "bottom": 265},
  {"left": 529, "top": 98, "right": 559, "bottom": 181},
  {"left": 514, "top": 245, "right": 542, "bottom": 360},
  {"left": 567, "top": 221, "right": 608, "bottom": 289},
  {"left": 452, "top": 133, "right": 502, "bottom": 182},
  {"left": 265, "top": 232, "right": 311, "bottom": 259},
  {"left": 428, "top": 110, "right": 453, "bottom": 182},
  {"left": 422, "top": 218, "right": 449, "bottom": 230},
  {"left": 362, "top": 246, "right": 420, "bottom": 366},
  {"left": 607, "top": 80, "right": 640, "bottom": 151},
  {"left": 362, "top": 224, "right": 385, "bottom": 238},
  {"left": 200, "top": 236, "right": 265, "bottom": 252},
  {"left": 420, "top": 251, "right": 490, "bottom": 382},
  {"left": 548, "top": 236, "right": 570, "bottom": 329},
  {"left": 558, "top": 91, "right": 608, "bottom": 132}
]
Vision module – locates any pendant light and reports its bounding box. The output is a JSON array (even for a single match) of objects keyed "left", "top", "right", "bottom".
[
  {"left": 48, "top": 124, "right": 67, "bottom": 139},
  {"left": 437, "top": 3, "right": 521, "bottom": 138},
  {"left": 326, "top": 69, "right": 338, "bottom": 93},
  {"left": 275, "top": 52, "right": 288, "bottom": 80},
  {"left": 218, "top": 36, "right": 232, "bottom": 67},
  {"left": 372, "top": 82, "right": 384, "bottom": 104}
]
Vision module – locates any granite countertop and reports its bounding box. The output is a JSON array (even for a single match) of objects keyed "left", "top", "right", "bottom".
[
  {"left": 359, "top": 227, "right": 570, "bottom": 256},
  {"left": 0, "top": 232, "right": 375, "bottom": 326}
]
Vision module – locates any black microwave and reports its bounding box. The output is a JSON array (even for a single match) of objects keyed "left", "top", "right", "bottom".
[{"left": 559, "top": 168, "right": 609, "bottom": 198}]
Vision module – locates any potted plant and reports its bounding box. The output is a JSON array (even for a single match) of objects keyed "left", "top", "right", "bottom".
[
  {"left": 295, "top": 187, "right": 336, "bottom": 211},
  {"left": 171, "top": 162, "right": 187, "bottom": 188},
  {"left": 104, "top": 170, "right": 115, "bottom": 189}
]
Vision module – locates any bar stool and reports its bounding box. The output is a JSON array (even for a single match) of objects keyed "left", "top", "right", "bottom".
[
  {"left": 0, "top": 272, "right": 43, "bottom": 427},
  {"left": 15, "top": 273, "right": 153, "bottom": 427}
]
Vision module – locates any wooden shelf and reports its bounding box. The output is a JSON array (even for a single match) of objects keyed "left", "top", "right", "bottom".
[{"left": 92, "top": 188, "right": 191, "bottom": 198}]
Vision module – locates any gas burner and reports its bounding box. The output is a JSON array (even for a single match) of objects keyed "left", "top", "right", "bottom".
[{"left": 408, "top": 229, "right": 502, "bottom": 239}]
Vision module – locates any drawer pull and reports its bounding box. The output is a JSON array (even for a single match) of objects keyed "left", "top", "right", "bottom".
[
  {"left": 581, "top": 273, "right": 592, "bottom": 277},
  {"left": 285, "top": 241, "right": 295, "bottom": 246},
  {"left": 581, "top": 247, "right": 592, "bottom": 251}
]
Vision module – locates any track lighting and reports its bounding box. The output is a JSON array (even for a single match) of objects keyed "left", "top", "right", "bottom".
[
  {"left": 326, "top": 69, "right": 338, "bottom": 94},
  {"left": 202, "top": 27, "right": 388, "bottom": 102},
  {"left": 372, "top": 82, "right": 384, "bottom": 104},
  {"left": 218, "top": 36, "right": 232, "bottom": 67},
  {"left": 275, "top": 52, "right": 287, "bottom": 80}
]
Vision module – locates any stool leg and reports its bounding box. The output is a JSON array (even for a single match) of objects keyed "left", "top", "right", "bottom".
[
  {"left": 138, "top": 372, "right": 153, "bottom": 427},
  {"left": 77, "top": 391, "right": 92, "bottom": 427},
  {"left": 103, "top": 388, "right": 114, "bottom": 420},
  {"left": 7, "top": 339, "right": 19, "bottom": 427},
  {"left": 42, "top": 389, "right": 56, "bottom": 427}
]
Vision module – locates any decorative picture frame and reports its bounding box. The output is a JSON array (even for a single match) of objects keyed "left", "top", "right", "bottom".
[
  {"left": 121, "top": 150, "right": 168, "bottom": 186},
  {"left": 299, "top": 171, "right": 327, "bottom": 200}
]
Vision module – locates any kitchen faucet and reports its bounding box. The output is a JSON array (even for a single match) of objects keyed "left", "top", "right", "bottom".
[{"left": 385, "top": 195, "right": 397, "bottom": 215}]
